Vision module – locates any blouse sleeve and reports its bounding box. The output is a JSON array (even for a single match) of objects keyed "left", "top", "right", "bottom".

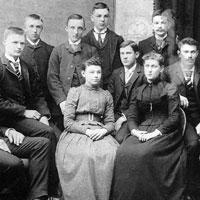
[
  {"left": 127, "top": 89, "right": 140, "bottom": 131},
  {"left": 102, "top": 91, "right": 115, "bottom": 134},
  {"left": 63, "top": 87, "right": 88, "bottom": 134},
  {"left": 157, "top": 83, "right": 180, "bottom": 134}
]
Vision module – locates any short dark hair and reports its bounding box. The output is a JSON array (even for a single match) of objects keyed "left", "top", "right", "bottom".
[
  {"left": 26, "top": 14, "right": 43, "bottom": 22},
  {"left": 4, "top": 27, "right": 24, "bottom": 41},
  {"left": 178, "top": 37, "right": 198, "bottom": 50},
  {"left": 66, "top": 14, "right": 85, "bottom": 27},
  {"left": 92, "top": 2, "right": 110, "bottom": 12},
  {"left": 120, "top": 40, "right": 139, "bottom": 53},
  {"left": 142, "top": 52, "right": 164, "bottom": 66},
  {"left": 82, "top": 56, "right": 102, "bottom": 71}
]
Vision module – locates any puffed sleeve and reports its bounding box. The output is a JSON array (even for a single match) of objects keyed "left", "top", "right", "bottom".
[
  {"left": 102, "top": 91, "right": 115, "bottom": 134},
  {"left": 127, "top": 88, "right": 140, "bottom": 131},
  {"left": 157, "top": 83, "right": 180, "bottom": 134},
  {"left": 63, "top": 87, "right": 88, "bottom": 134}
]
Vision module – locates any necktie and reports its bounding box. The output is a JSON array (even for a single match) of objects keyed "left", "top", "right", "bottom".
[
  {"left": 13, "top": 62, "right": 22, "bottom": 80},
  {"left": 98, "top": 33, "right": 103, "bottom": 47},
  {"left": 185, "top": 71, "right": 193, "bottom": 90}
]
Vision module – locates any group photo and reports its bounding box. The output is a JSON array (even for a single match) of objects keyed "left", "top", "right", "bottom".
[{"left": 0, "top": 0, "right": 200, "bottom": 200}]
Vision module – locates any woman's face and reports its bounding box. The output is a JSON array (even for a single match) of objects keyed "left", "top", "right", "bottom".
[
  {"left": 82, "top": 65, "right": 102, "bottom": 87},
  {"left": 144, "top": 59, "right": 162, "bottom": 82}
]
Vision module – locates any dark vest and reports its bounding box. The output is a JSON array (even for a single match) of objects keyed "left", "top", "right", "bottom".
[{"left": 185, "top": 86, "right": 200, "bottom": 125}]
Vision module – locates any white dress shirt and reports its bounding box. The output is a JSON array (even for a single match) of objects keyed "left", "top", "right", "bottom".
[
  {"left": 93, "top": 27, "right": 107, "bottom": 43},
  {"left": 5, "top": 54, "right": 21, "bottom": 74},
  {"left": 124, "top": 63, "right": 137, "bottom": 84}
]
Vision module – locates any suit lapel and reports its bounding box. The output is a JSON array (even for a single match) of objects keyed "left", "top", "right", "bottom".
[
  {"left": 126, "top": 64, "right": 142, "bottom": 96},
  {"left": 20, "top": 60, "right": 31, "bottom": 93},
  {"left": 1, "top": 55, "right": 18, "bottom": 78},
  {"left": 194, "top": 66, "right": 200, "bottom": 105}
]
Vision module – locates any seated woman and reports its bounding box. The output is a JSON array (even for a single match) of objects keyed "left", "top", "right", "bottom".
[
  {"left": 111, "top": 52, "right": 187, "bottom": 200},
  {"left": 56, "top": 56, "right": 119, "bottom": 200}
]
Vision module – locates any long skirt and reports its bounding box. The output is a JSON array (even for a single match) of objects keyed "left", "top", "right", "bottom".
[
  {"left": 56, "top": 131, "right": 119, "bottom": 200},
  {"left": 111, "top": 129, "right": 187, "bottom": 200}
]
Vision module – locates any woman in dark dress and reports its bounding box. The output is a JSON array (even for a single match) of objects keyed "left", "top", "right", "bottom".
[{"left": 111, "top": 52, "right": 187, "bottom": 200}]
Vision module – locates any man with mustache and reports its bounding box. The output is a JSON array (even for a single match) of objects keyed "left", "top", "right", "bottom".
[
  {"left": 167, "top": 37, "right": 200, "bottom": 199},
  {"left": 138, "top": 9, "right": 177, "bottom": 67}
]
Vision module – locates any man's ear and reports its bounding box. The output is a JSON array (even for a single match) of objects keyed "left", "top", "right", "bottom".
[
  {"left": 65, "top": 26, "right": 68, "bottom": 33},
  {"left": 91, "top": 14, "right": 94, "bottom": 23},
  {"left": 136, "top": 51, "right": 140, "bottom": 59},
  {"left": 81, "top": 70, "right": 85, "bottom": 78}
]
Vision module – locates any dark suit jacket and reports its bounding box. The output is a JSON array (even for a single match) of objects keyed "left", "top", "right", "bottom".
[
  {"left": 20, "top": 40, "right": 58, "bottom": 115},
  {"left": 138, "top": 35, "right": 178, "bottom": 66},
  {"left": 0, "top": 55, "right": 50, "bottom": 123},
  {"left": 167, "top": 61, "right": 200, "bottom": 126},
  {"left": 82, "top": 29, "right": 124, "bottom": 86},
  {"left": 108, "top": 64, "right": 143, "bottom": 120},
  {"left": 47, "top": 40, "right": 97, "bottom": 106}
]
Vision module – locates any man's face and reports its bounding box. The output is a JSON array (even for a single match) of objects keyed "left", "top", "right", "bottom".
[
  {"left": 24, "top": 18, "right": 43, "bottom": 42},
  {"left": 3, "top": 33, "right": 25, "bottom": 59},
  {"left": 91, "top": 8, "right": 109, "bottom": 31},
  {"left": 152, "top": 15, "right": 168, "bottom": 37},
  {"left": 179, "top": 44, "right": 198, "bottom": 67},
  {"left": 120, "top": 45, "right": 139, "bottom": 68},
  {"left": 66, "top": 19, "right": 85, "bottom": 43}
]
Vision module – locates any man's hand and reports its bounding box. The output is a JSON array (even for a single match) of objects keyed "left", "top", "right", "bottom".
[
  {"left": 59, "top": 101, "right": 66, "bottom": 114},
  {"left": 7, "top": 129, "right": 25, "bottom": 146},
  {"left": 39, "top": 116, "right": 49, "bottom": 126},
  {"left": 131, "top": 129, "right": 147, "bottom": 138},
  {"left": 24, "top": 110, "right": 41, "bottom": 120},
  {"left": 115, "top": 115, "right": 127, "bottom": 131},
  {"left": 196, "top": 123, "right": 200, "bottom": 135},
  {"left": 180, "top": 95, "right": 189, "bottom": 108}
]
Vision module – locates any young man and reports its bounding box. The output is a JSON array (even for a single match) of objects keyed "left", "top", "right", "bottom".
[
  {"left": 167, "top": 37, "right": 200, "bottom": 198},
  {"left": 47, "top": 14, "right": 97, "bottom": 127},
  {"left": 108, "top": 40, "right": 143, "bottom": 143},
  {"left": 0, "top": 127, "right": 50, "bottom": 200},
  {"left": 138, "top": 9, "right": 177, "bottom": 67},
  {"left": 0, "top": 27, "right": 59, "bottom": 199},
  {"left": 20, "top": 14, "right": 61, "bottom": 132},
  {"left": 82, "top": 2, "right": 124, "bottom": 89}
]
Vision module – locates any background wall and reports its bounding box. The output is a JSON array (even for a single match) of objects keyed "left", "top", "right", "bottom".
[
  {"left": 115, "top": 0, "right": 153, "bottom": 43},
  {"left": 0, "top": 0, "right": 115, "bottom": 48}
]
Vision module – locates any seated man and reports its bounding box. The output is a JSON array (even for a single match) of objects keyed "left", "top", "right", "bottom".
[
  {"left": 0, "top": 127, "right": 50, "bottom": 200},
  {"left": 108, "top": 40, "right": 143, "bottom": 143},
  {"left": 167, "top": 37, "right": 200, "bottom": 198},
  {"left": 0, "top": 26, "right": 59, "bottom": 198}
]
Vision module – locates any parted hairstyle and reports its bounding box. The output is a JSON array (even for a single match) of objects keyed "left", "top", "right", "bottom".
[
  {"left": 4, "top": 26, "right": 24, "bottom": 41},
  {"left": 142, "top": 52, "right": 164, "bottom": 66},
  {"left": 26, "top": 14, "right": 43, "bottom": 22},
  {"left": 82, "top": 56, "right": 102, "bottom": 71},
  {"left": 92, "top": 2, "right": 110, "bottom": 12},
  {"left": 66, "top": 14, "right": 85, "bottom": 27},
  {"left": 178, "top": 37, "right": 198, "bottom": 50},
  {"left": 120, "top": 40, "right": 139, "bottom": 53}
]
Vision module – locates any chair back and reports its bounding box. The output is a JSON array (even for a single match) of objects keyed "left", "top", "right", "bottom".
[{"left": 179, "top": 107, "right": 186, "bottom": 136}]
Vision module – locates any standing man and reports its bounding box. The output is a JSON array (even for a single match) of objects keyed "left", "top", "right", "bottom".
[
  {"left": 108, "top": 40, "right": 143, "bottom": 143},
  {"left": 167, "top": 37, "right": 200, "bottom": 198},
  {"left": 138, "top": 9, "right": 177, "bottom": 67},
  {"left": 20, "top": 14, "right": 61, "bottom": 132},
  {"left": 0, "top": 26, "right": 59, "bottom": 199},
  {"left": 82, "top": 2, "right": 124, "bottom": 89},
  {"left": 47, "top": 14, "right": 97, "bottom": 128}
]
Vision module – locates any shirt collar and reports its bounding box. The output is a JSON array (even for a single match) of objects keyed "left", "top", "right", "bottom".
[
  {"left": 155, "top": 33, "right": 168, "bottom": 41},
  {"left": 180, "top": 63, "right": 195, "bottom": 72},
  {"left": 68, "top": 39, "right": 81, "bottom": 46},
  {"left": 26, "top": 37, "right": 40, "bottom": 46},
  {"left": 93, "top": 27, "right": 107, "bottom": 34},
  {"left": 124, "top": 63, "right": 137, "bottom": 73},
  {"left": 5, "top": 54, "right": 20, "bottom": 64}
]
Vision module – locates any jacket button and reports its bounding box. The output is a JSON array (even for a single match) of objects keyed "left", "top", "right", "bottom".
[
  {"left": 71, "top": 65, "right": 73, "bottom": 68},
  {"left": 68, "top": 77, "right": 71, "bottom": 80}
]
